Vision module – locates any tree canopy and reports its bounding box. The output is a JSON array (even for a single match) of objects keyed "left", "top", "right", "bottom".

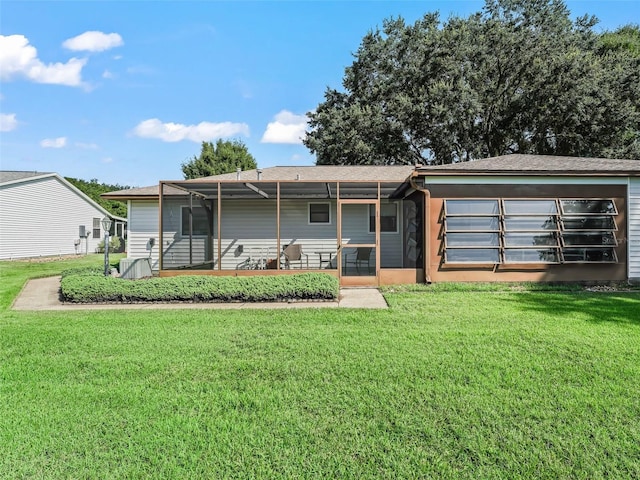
[
  {"left": 65, "top": 177, "right": 129, "bottom": 218},
  {"left": 181, "top": 139, "right": 257, "bottom": 179},
  {"left": 304, "top": 0, "right": 640, "bottom": 165}
]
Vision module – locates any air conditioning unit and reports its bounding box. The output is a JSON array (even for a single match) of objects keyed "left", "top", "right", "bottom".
[{"left": 119, "top": 258, "right": 152, "bottom": 279}]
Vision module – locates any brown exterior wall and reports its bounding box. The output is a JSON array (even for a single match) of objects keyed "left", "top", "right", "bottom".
[{"left": 426, "top": 184, "right": 627, "bottom": 283}]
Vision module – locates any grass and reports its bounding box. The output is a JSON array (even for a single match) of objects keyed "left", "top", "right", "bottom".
[{"left": 1, "top": 256, "right": 640, "bottom": 478}]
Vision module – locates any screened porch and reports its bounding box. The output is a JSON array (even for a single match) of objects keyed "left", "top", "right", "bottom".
[{"left": 158, "top": 177, "right": 425, "bottom": 285}]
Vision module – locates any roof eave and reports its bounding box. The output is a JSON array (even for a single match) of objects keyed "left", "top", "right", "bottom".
[{"left": 418, "top": 170, "right": 639, "bottom": 177}]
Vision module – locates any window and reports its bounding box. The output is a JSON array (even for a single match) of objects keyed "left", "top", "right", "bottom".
[
  {"left": 502, "top": 200, "right": 561, "bottom": 264},
  {"left": 92, "top": 218, "right": 101, "bottom": 239},
  {"left": 560, "top": 199, "right": 617, "bottom": 263},
  {"left": 369, "top": 203, "right": 399, "bottom": 233},
  {"left": 560, "top": 199, "right": 617, "bottom": 215},
  {"left": 309, "top": 203, "right": 330, "bottom": 224},
  {"left": 181, "top": 206, "right": 210, "bottom": 236},
  {"left": 442, "top": 200, "right": 500, "bottom": 263},
  {"left": 442, "top": 198, "right": 618, "bottom": 265}
]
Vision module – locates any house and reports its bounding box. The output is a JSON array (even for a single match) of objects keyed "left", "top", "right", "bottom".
[
  {"left": 103, "top": 155, "right": 640, "bottom": 285},
  {"left": 0, "top": 171, "right": 126, "bottom": 260}
]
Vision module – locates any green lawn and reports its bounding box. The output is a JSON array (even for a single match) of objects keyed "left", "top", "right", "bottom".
[{"left": 1, "top": 257, "right": 639, "bottom": 478}]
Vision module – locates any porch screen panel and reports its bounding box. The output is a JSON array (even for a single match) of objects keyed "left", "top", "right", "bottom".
[{"left": 221, "top": 183, "right": 278, "bottom": 271}]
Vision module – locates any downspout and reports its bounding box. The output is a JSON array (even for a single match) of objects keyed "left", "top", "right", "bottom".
[{"left": 409, "top": 172, "right": 431, "bottom": 284}]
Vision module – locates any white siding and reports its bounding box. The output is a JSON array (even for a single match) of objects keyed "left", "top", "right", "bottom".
[
  {"left": 128, "top": 200, "right": 160, "bottom": 270},
  {"left": 0, "top": 176, "right": 106, "bottom": 259},
  {"left": 629, "top": 178, "right": 640, "bottom": 280}
]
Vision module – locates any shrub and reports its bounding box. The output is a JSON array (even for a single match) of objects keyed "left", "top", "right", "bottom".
[
  {"left": 60, "top": 272, "right": 339, "bottom": 304},
  {"left": 96, "top": 236, "right": 122, "bottom": 253}
]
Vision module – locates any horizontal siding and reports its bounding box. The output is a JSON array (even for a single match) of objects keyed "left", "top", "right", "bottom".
[
  {"left": 128, "top": 200, "right": 160, "bottom": 270},
  {"left": 0, "top": 176, "right": 106, "bottom": 259},
  {"left": 630, "top": 179, "right": 640, "bottom": 279},
  {"left": 151, "top": 198, "right": 404, "bottom": 270}
]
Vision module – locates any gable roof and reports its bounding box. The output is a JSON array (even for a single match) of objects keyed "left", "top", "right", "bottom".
[
  {"left": 417, "top": 154, "right": 640, "bottom": 176},
  {"left": 0, "top": 171, "right": 55, "bottom": 186},
  {"left": 1, "top": 171, "right": 126, "bottom": 221}
]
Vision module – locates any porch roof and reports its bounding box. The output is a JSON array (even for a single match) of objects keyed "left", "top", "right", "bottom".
[{"left": 103, "top": 165, "right": 416, "bottom": 200}]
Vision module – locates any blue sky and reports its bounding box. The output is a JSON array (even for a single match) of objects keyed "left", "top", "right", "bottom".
[{"left": 1, "top": 1, "right": 638, "bottom": 187}]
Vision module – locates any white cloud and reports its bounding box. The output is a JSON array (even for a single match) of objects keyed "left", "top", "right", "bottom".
[
  {"left": 75, "top": 142, "right": 99, "bottom": 149},
  {"left": 102, "top": 157, "right": 113, "bottom": 164},
  {"left": 40, "top": 137, "right": 67, "bottom": 148},
  {"left": 261, "top": 110, "right": 308, "bottom": 144},
  {"left": 126, "top": 65, "right": 155, "bottom": 75},
  {"left": 102, "top": 69, "right": 114, "bottom": 79},
  {"left": 132, "top": 118, "right": 250, "bottom": 143},
  {"left": 63, "top": 31, "right": 124, "bottom": 52},
  {"left": 0, "top": 34, "right": 87, "bottom": 87},
  {"left": 0, "top": 113, "right": 18, "bottom": 132}
]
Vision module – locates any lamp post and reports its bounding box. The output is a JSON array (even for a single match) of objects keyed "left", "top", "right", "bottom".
[{"left": 101, "top": 216, "right": 113, "bottom": 276}]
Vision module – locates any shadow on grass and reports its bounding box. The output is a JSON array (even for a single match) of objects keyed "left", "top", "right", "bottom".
[{"left": 503, "top": 292, "right": 640, "bottom": 326}]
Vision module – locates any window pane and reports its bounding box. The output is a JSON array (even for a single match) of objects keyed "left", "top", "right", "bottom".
[
  {"left": 445, "top": 199, "right": 499, "bottom": 215},
  {"left": 369, "top": 203, "right": 398, "bottom": 233},
  {"left": 560, "top": 199, "right": 616, "bottom": 215},
  {"left": 562, "top": 216, "right": 616, "bottom": 230},
  {"left": 181, "top": 207, "right": 209, "bottom": 236},
  {"left": 503, "top": 200, "right": 557, "bottom": 215},
  {"left": 563, "top": 248, "right": 616, "bottom": 262},
  {"left": 504, "top": 216, "right": 558, "bottom": 231},
  {"left": 446, "top": 217, "right": 500, "bottom": 231},
  {"left": 563, "top": 232, "right": 617, "bottom": 246},
  {"left": 309, "top": 203, "right": 330, "bottom": 223},
  {"left": 504, "top": 249, "right": 560, "bottom": 263},
  {"left": 445, "top": 248, "right": 499, "bottom": 263},
  {"left": 447, "top": 232, "right": 499, "bottom": 247},
  {"left": 504, "top": 233, "right": 558, "bottom": 247},
  {"left": 92, "top": 217, "right": 101, "bottom": 238}
]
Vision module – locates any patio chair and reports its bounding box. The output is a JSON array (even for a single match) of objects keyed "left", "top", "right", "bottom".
[
  {"left": 344, "top": 247, "right": 373, "bottom": 274},
  {"left": 282, "top": 244, "right": 309, "bottom": 269}
]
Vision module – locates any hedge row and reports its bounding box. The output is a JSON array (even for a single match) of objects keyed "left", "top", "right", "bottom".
[{"left": 60, "top": 269, "right": 339, "bottom": 303}]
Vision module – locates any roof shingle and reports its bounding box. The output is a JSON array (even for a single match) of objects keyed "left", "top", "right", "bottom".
[{"left": 418, "top": 154, "right": 640, "bottom": 174}]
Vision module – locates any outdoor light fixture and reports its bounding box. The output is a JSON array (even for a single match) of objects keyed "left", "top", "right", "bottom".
[{"left": 101, "top": 216, "right": 113, "bottom": 276}]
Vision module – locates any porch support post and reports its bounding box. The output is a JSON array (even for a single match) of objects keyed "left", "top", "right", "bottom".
[
  {"left": 188, "top": 193, "right": 193, "bottom": 265},
  {"left": 159, "top": 182, "right": 164, "bottom": 271},
  {"left": 376, "top": 183, "right": 381, "bottom": 282},
  {"left": 217, "top": 182, "right": 222, "bottom": 271},
  {"left": 336, "top": 182, "right": 341, "bottom": 277},
  {"left": 276, "top": 182, "right": 281, "bottom": 269}
]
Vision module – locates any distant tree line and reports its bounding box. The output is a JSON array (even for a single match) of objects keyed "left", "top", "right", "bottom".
[
  {"left": 304, "top": 0, "right": 640, "bottom": 165},
  {"left": 65, "top": 177, "right": 129, "bottom": 218}
]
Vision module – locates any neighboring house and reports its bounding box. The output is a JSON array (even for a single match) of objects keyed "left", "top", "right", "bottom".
[
  {"left": 0, "top": 171, "right": 126, "bottom": 260},
  {"left": 103, "top": 155, "right": 640, "bottom": 285}
]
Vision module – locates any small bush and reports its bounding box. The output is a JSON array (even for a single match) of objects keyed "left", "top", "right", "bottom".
[
  {"left": 60, "top": 272, "right": 339, "bottom": 304},
  {"left": 96, "top": 236, "right": 122, "bottom": 253}
]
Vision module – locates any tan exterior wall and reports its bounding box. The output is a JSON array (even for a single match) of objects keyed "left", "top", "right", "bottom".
[{"left": 426, "top": 184, "right": 627, "bottom": 283}]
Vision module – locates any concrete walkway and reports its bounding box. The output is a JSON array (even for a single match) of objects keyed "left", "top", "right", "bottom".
[{"left": 12, "top": 276, "right": 388, "bottom": 311}]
